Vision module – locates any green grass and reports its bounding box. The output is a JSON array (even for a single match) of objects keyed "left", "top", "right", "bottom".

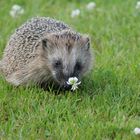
[{"left": 0, "top": 0, "right": 140, "bottom": 139}]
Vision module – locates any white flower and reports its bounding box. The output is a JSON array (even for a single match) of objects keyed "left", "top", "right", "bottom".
[
  {"left": 67, "top": 77, "right": 81, "bottom": 91},
  {"left": 86, "top": 2, "right": 96, "bottom": 11},
  {"left": 10, "top": 4, "right": 24, "bottom": 18},
  {"left": 136, "top": 1, "right": 140, "bottom": 9},
  {"left": 71, "top": 9, "right": 80, "bottom": 18},
  {"left": 134, "top": 127, "right": 140, "bottom": 135}
]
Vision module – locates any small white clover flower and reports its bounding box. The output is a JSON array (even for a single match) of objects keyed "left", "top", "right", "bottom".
[
  {"left": 136, "top": 1, "right": 140, "bottom": 9},
  {"left": 134, "top": 127, "right": 140, "bottom": 135},
  {"left": 86, "top": 2, "right": 96, "bottom": 11},
  {"left": 71, "top": 9, "right": 80, "bottom": 18},
  {"left": 10, "top": 4, "right": 24, "bottom": 18},
  {"left": 67, "top": 77, "right": 81, "bottom": 91}
]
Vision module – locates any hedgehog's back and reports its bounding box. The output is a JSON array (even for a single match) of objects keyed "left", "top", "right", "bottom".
[{"left": 16, "top": 17, "right": 70, "bottom": 36}]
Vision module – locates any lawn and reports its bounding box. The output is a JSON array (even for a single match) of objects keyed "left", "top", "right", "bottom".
[{"left": 0, "top": 0, "right": 140, "bottom": 139}]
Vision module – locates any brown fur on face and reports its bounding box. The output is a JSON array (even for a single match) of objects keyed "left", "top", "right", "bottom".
[{"left": 37, "top": 30, "right": 93, "bottom": 87}]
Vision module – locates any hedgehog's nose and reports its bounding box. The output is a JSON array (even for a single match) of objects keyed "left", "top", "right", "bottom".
[{"left": 63, "top": 83, "right": 71, "bottom": 90}]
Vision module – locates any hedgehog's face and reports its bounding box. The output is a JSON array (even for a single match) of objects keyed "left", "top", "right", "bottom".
[{"left": 41, "top": 31, "right": 93, "bottom": 90}]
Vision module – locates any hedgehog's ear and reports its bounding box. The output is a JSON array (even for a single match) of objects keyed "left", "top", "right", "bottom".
[
  {"left": 82, "top": 35, "right": 90, "bottom": 51},
  {"left": 41, "top": 34, "right": 56, "bottom": 49},
  {"left": 42, "top": 38, "right": 48, "bottom": 48}
]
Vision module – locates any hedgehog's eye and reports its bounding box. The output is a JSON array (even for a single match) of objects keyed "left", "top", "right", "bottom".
[
  {"left": 75, "top": 62, "right": 82, "bottom": 71},
  {"left": 53, "top": 60, "right": 62, "bottom": 69}
]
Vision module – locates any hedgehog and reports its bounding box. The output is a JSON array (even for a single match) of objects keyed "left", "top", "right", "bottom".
[{"left": 0, "top": 17, "right": 93, "bottom": 90}]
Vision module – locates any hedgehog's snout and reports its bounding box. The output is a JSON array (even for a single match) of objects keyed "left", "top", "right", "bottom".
[
  {"left": 63, "top": 82, "right": 72, "bottom": 90},
  {"left": 51, "top": 71, "right": 71, "bottom": 90}
]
